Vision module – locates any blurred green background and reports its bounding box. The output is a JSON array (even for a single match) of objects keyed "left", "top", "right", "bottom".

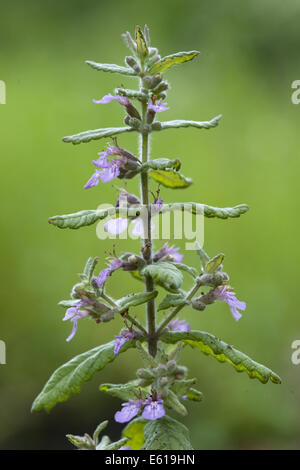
[{"left": 1, "top": 0, "right": 300, "bottom": 450}]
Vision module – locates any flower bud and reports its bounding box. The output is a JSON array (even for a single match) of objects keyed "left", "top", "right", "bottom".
[
  {"left": 125, "top": 56, "right": 141, "bottom": 74},
  {"left": 191, "top": 298, "right": 206, "bottom": 311},
  {"left": 136, "top": 368, "right": 154, "bottom": 380},
  {"left": 151, "top": 122, "right": 162, "bottom": 131},
  {"left": 153, "top": 81, "right": 169, "bottom": 94}
]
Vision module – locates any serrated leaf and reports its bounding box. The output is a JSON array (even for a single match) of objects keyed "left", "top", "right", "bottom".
[
  {"left": 141, "top": 262, "right": 183, "bottom": 292},
  {"left": 62, "top": 126, "right": 133, "bottom": 145},
  {"left": 170, "top": 378, "right": 197, "bottom": 397},
  {"left": 173, "top": 263, "right": 198, "bottom": 278},
  {"left": 150, "top": 169, "right": 192, "bottom": 189},
  {"left": 31, "top": 340, "right": 135, "bottom": 412},
  {"left": 158, "top": 293, "right": 188, "bottom": 312},
  {"left": 160, "top": 202, "right": 249, "bottom": 219},
  {"left": 142, "top": 415, "right": 193, "bottom": 450},
  {"left": 165, "top": 389, "right": 187, "bottom": 416},
  {"left": 122, "top": 418, "right": 146, "bottom": 450},
  {"left": 142, "top": 158, "right": 181, "bottom": 172},
  {"left": 48, "top": 209, "right": 109, "bottom": 229},
  {"left": 159, "top": 115, "right": 222, "bottom": 131},
  {"left": 205, "top": 253, "right": 224, "bottom": 273},
  {"left": 186, "top": 388, "right": 204, "bottom": 402},
  {"left": 136, "top": 25, "right": 148, "bottom": 58},
  {"left": 99, "top": 382, "right": 148, "bottom": 401},
  {"left": 149, "top": 51, "right": 199, "bottom": 74},
  {"left": 85, "top": 61, "right": 136, "bottom": 76},
  {"left": 116, "top": 291, "right": 158, "bottom": 313},
  {"left": 161, "top": 330, "right": 282, "bottom": 385}
]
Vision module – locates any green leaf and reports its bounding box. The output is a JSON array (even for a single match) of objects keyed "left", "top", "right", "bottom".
[
  {"left": 122, "top": 418, "right": 146, "bottom": 450},
  {"left": 186, "top": 388, "right": 204, "bottom": 402},
  {"left": 149, "top": 51, "right": 199, "bottom": 74},
  {"left": 160, "top": 202, "right": 249, "bottom": 219},
  {"left": 62, "top": 126, "right": 134, "bottom": 145},
  {"left": 58, "top": 299, "right": 80, "bottom": 308},
  {"left": 174, "top": 263, "right": 198, "bottom": 278},
  {"left": 104, "top": 437, "right": 129, "bottom": 451},
  {"left": 150, "top": 169, "right": 192, "bottom": 189},
  {"left": 85, "top": 61, "right": 136, "bottom": 76},
  {"left": 116, "top": 290, "right": 158, "bottom": 313},
  {"left": 142, "top": 415, "right": 193, "bottom": 450},
  {"left": 160, "top": 330, "right": 282, "bottom": 385},
  {"left": 158, "top": 293, "right": 188, "bottom": 312},
  {"left": 83, "top": 256, "right": 99, "bottom": 280},
  {"left": 164, "top": 389, "right": 187, "bottom": 416},
  {"left": 136, "top": 25, "right": 148, "bottom": 58},
  {"left": 159, "top": 115, "right": 222, "bottom": 131},
  {"left": 99, "top": 381, "right": 148, "bottom": 401},
  {"left": 48, "top": 209, "right": 109, "bottom": 229},
  {"left": 142, "top": 158, "right": 181, "bottom": 172},
  {"left": 205, "top": 253, "right": 224, "bottom": 273},
  {"left": 170, "top": 378, "right": 197, "bottom": 397},
  {"left": 141, "top": 262, "right": 183, "bottom": 292},
  {"left": 31, "top": 340, "right": 135, "bottom": 412},
  {"left": 93, "top": 420, "right": 108, "bottom": 444}
]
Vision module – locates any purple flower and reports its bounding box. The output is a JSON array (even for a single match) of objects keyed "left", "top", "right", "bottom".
[
  {"left": 114, "top": 329, "right": 136, "bottom": 355},
  {"left": 105, "top": 218, "right": 129, "bottom": 235},
  {"left": 93, "top": 93, "right": 130, "bottom": 106},
  {"left": 154, "top": 242, "right": 184, "bottom": 263},
  {"left": 147, "top": 100, "right": 169, "bottom": 113},
  {"left": 214, "top": 286, "right": 246, "bottom": 321},
  {"left": 141, "top": 397, "right": 165, "bottom": 421},
  {"left": 119, "top": 446, "right": 131, "bottom": 450},
  {"left": 84, "top": 145, "right": 126, "bottom": 189},
  {"left": 114, "top": 399, "right": 144, "bottom": 423},
  {"left": 96, "top": 257, "right": 123, "bottom": 287},
  {"left": 114, "top": 396, "right": 165, "bottom": 424},
  {"left": 63, "top": 300, "right": 90, "bottom": 342},
  {"left": 168, "top": 318, "right": 190, "bottom": 332}
]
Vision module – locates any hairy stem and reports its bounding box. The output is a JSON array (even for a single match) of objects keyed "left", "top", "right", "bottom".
[
  {"left": 140, "top": 97, "right": 157, "bottom": 357},
  {"left": 156, "top": 280, "right": 202, "bottom": 334},
  {"left": 101, "top": 292, "right": 147, "bottom": 335}
]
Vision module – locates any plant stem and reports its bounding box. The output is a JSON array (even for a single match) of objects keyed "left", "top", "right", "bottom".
[
  {"left": 101, "top": 292, "right": 147, "bottom": 335},
  {"left": 140, "top": 96, "right": 157, "bottom": 357},
  {"left": 156, "top": 280, "right": 202, "bottom": 334}
]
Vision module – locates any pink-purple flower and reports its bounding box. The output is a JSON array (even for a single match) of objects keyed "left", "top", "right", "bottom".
[
  {"left": 93, "top": 93, "right": 130, "bottom": 106},
  {"left": 114, "top": 329, "right": 136, "bottom": 355},
  {"left": 214, "top": 286, "right": 246, "bottom": 321},
  {"left": 168, "top": 318, "right": 190, "bottom": 332},
  {"left": 114, "top": 396, "right": 165, "bottom": 423},
  {"left": 96, "top": 257, "right": 123, "bottom": 288},
  {"left": 63, "top": 299, "right": 91, "bottom": 342},
  {"left": 147, "top": 100, "right": 169, "bottom": 113},
  {"left": 154, "top": 242, "right": 184, "bottom": 263},
  {"left": 84, "top": 146, "right": 124, "bottom": 189}
]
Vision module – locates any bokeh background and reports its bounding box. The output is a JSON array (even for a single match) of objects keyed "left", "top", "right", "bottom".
[{"left": 1, "top": 0, "right": 300, "bottom": 450}]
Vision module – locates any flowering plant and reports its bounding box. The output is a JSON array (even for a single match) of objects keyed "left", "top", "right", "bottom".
[{"left": 32, "top": 26, "right": 281, "bottom": 450}]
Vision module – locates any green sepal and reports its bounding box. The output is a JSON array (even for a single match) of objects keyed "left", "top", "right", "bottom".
[
  {"left": 83, "top": 256, "right": 99, "bottom": 280},
  {"left": 186, "top": 388, "right": 204, "bottom": 402},
  {"left": 173, "top": 263, "right": 198, "bottom": 278},
  {"left": 164, "top": 389, "right": 187, "bottom": 416},
  {"left": 31, "top": 340, "right": 135, "bottom": 412},
  {"left": 170, "top": 378, "right": 197, "bottom": 397},
  {"left": 142, "top": 415, "right": 193, "bottom": 450},
  {"left": 93, "top": 420, "right": 108, "bottom": 444},
  {"left": 141, "top": 262, "right": 183, "bottom": 292},
  {"left": 104, "top": 437, "right": 129, "bottom": 451},
  {"left": 149, "top": 51, "right": 199, "bottom": 74},
  {"left": 160, "top": 330, "right": 282, "bottom": 385},
  {"left": 58, "top": 299, "right": 80, "bottom": 308},
  {"left": 150, "top": 169, "right": 192, "bottom": 189}
]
